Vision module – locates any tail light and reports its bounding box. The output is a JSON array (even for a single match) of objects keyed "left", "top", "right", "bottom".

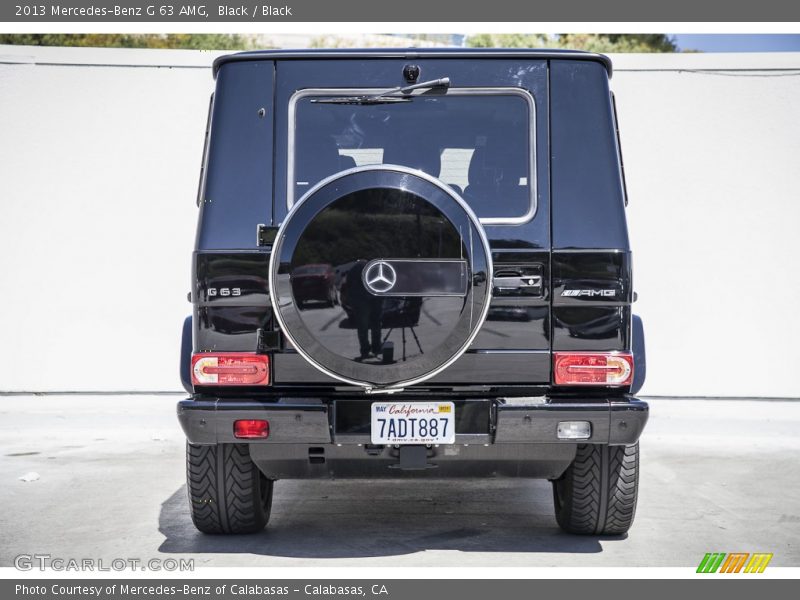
[
  {"left": 234, "top": 419, "right": 270, "bottom": 439},
  {"left": 191, "top": 353, "right": 270, "bottom": 386},
  {"left": 554, "top": 352, "right": 633, "bottom": 386}
]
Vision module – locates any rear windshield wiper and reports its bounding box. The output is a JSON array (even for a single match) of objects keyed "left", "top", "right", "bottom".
[{"left": 311, "top": 77, "right": 450, "bottom": 105}]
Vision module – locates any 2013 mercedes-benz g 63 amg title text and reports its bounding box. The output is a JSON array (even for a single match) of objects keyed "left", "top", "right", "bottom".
[{"left": 178, "top": 48, "right": 648, "bottom": 536}]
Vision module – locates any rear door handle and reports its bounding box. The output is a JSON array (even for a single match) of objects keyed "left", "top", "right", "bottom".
[{"left": 494, "top": 275, "right": 542, "bottom": 291}]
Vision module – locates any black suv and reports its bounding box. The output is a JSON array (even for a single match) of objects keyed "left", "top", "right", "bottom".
[{"left": 178, "top": 48, "right": 648, "bottom": 536}]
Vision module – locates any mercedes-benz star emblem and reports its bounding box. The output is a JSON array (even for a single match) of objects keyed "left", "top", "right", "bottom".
[{"left": 364, "top": 261, "right": 397, "bottom": 294}]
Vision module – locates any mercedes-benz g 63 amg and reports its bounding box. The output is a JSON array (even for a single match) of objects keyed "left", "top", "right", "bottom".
[{"left": 178, "top": 48, "right": 648, "bottom": 536}]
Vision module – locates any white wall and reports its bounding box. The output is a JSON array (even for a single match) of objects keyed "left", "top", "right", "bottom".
[
  {"left": 1, "top": 46, "right": 798, "bottom": 396},
  {"left": 611, "top": 53, "right": 800, "bottom": 397},
  {"left": 0, "top": 46, "right": 216, "bottom": 392}
]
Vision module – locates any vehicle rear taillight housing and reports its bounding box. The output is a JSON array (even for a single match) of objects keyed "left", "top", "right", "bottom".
[
  {"left": 554, "top": 352, "right": 633, "bottom": 386},
  {"left": 191, "top": 353, "right": 270, "bottom": 386}
]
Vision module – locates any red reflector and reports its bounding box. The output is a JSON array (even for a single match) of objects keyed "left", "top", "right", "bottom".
[
  {"left": 234, "top": 419, "right": 269, "bottom": 439},
  {"left": 191, "top": 353, "right": 270, "bottom": 386},
  {"left": 554, "top": 352, "right": 633, "bottom": 386}
]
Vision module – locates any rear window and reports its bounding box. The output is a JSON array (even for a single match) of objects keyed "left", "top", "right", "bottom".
[{"left": 289, "top": 88, "right": 536, "bottom": 225}]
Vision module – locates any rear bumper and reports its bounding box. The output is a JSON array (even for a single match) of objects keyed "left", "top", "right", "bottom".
[{"left": 176, "top": 395, "right": 648, "bottom": 447}]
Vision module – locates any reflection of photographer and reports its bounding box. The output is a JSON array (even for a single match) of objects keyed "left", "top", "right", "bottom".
[{"left": 342, "top": 260, "right": 383, "bottom": 360}]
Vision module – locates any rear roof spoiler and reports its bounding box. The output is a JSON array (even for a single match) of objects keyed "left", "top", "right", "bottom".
[{"left": 212, "top": 48, "right": 613, "bottom": 79}]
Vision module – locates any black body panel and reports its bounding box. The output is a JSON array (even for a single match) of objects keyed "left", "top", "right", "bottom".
[
  {"left": 549, "top": 60, "right": 629, "bottom": 250},
  {"left": 551, "top": 250, "right": 632, "bottom": 352},
  {"left": 196, "top": 62, "right": 274, "bottom": 250},
  {"left": 189, "top": 50, "right": 638, "bottom": 398},
  {"left": 193, "top": 251, "right": 272, "bottom": 353}
]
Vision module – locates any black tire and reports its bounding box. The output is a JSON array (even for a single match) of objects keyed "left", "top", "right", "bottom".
[
  {"left": 186, "top": 442, "right": 273, "bottom": 534},
  {"left": 552, "top": 443, "right": 639, "bottom": 535}
]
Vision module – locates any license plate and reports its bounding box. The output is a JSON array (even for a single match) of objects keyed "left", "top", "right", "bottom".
[{"left": 370, "top": 402, "right": 455, "bottom": 445}]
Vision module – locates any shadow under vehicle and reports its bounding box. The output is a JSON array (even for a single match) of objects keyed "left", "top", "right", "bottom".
[{"left": 178, "top": 48, "right": 648, "bottom": 537}]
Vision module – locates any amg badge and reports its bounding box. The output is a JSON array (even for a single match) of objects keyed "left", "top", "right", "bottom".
[{"left": 561, "top": 289, "right": 617, "bottom": 297}]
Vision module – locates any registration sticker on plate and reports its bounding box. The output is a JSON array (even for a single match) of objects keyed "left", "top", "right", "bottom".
[{"left": 370, "top": 402, "right": 455, "bottom": 445}]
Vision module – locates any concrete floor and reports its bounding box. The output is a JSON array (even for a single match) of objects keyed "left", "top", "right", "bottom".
[{"left": 0, "top": 395, "right": 798, "bottom": 567}]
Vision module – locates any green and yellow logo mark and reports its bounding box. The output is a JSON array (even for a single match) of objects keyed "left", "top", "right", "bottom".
[{"left": 697, "top": 553, "right": 773, "bottom": 573}]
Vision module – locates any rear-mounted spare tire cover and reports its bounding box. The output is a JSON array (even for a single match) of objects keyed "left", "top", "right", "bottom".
[{"left": 269, "top": 166, "right": 492, "bottom": 390}]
